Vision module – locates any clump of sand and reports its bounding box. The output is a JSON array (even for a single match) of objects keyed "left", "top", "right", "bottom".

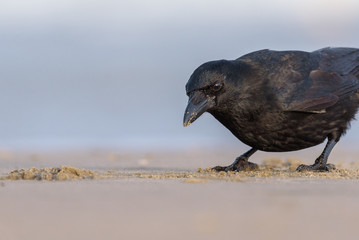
[{"left": 2, "top": 166, "right": 97, "bottom": 181}]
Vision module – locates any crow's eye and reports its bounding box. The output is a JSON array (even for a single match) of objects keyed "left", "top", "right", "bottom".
[{"left": 212, "top": 82, "right": 222, "bottom": 91}]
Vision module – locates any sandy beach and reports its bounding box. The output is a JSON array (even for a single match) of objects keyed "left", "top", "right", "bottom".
[
  {"left": 1, "top": 148, "right": 359, "bottom": 240},
  {"left": 2, "top": 0, "right": 359, "bottom": 240}
]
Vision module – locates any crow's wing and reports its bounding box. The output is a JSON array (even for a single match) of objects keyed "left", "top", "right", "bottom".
[
  {"left": 283, "top": 48, "right": 359, "bottom": 113},
  {"left": 318, "top": 47, "right": 359, "bottom": 77},
  {"left": 285, "top": 70, "right": 358, "bottom": 113}
]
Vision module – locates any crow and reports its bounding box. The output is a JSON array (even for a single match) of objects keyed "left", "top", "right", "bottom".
[{"left": 183, "top": 47, "right": 359, "bottom": 171}]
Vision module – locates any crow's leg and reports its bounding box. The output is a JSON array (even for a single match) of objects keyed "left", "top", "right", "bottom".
[
  {"left": 297, "top": 138, "right": 337, "bottom": 172},
  {"left": 212, "top": 148, "right": 258, "bottom": 172}
]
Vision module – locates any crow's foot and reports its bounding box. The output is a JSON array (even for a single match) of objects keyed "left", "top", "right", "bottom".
[
  {"left": 296, "top": 163, "right": 336, "bottom": 172},
  {"left": 212, "top": 159, "right": 258, "bottom": 172}
]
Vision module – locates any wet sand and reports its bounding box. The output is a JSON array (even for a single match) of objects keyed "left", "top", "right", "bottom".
[{"left": 1, "top": 148, "right": 359, "bottom": 240}]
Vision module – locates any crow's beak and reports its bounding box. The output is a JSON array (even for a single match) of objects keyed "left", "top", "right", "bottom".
[{"left": 183, "top": 92, "right": 215, "bottom": 127}]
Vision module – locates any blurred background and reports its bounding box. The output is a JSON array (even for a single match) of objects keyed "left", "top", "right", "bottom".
[{"left": 1, "top": 0, "right": 359, "bottom": 152}]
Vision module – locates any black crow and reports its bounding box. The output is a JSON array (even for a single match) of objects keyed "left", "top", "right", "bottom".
[{"left": 183, "top": 47, "right": 359, "bottom": 171}]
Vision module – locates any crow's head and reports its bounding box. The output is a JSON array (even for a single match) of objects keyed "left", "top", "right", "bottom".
[{"left": 183, "top": 60, "right": 239, "bottom": 127}]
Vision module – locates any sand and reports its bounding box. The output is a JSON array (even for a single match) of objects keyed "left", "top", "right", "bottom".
[
  {"left": 2, "top": 158, "right": 358, "bottom": 181},
  {"left": 1, "top": 149, "right": 359, "bottom": 240}
]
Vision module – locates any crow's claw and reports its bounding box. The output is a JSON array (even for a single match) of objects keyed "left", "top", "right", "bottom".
[
  {"left": 296, "top": 163, "right": 336, "bottom": 172},
  {"left": 212, "top": 161, "right": 258, "bottom": 172}
]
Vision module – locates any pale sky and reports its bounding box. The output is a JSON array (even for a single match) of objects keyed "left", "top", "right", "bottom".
[{"left": 1, "top": 0, "right": 359, "bottom": 149}]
